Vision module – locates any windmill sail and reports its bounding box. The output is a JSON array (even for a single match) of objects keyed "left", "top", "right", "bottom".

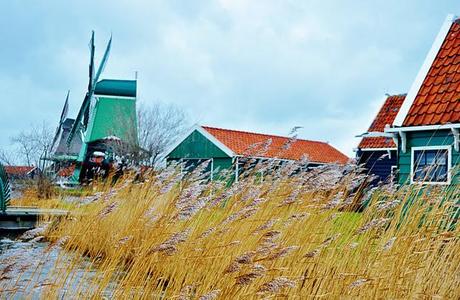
[
  {"left": 88, "top": 31, "right": 95, "bottom": 93},
  {"left": 60, "top": 90, "right": 70, "bottom": 124},
  {"left": 51, "top": 90, "right": 70, "bottom": 150},
  {"left": 93, "top": 34, "right": 112, "bottom": 86},
  {"left": 84, "top": 31, "right": 96, "bottom": 127},
  {"left": 67, "top": 32, "right": 112, "bottom": 146}
]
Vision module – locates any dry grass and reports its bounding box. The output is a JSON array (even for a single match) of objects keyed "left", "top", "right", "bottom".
[
  {"left": 10, "top": 187, "right": 90, "bottom": 210},
  {"left": 4, "top": 162, "right": 460, "bottom": 298},
  {"left": 10, "top": 189, "right": 63, "bottom": 209}
]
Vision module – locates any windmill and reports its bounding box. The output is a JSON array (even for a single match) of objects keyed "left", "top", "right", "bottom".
[
  {"left": 45, "top": 90, "right": 82, "bottom": 180},
  {"left": 64, "top": 32, "right": 138, "bottom": 183},
  {"left": 0, "top": 163, "right": 11, "bottom": 213}
]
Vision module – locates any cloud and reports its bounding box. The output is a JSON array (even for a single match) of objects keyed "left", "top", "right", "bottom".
[{"left": 0, "top": 0, "right": 459, "bottom": 157}]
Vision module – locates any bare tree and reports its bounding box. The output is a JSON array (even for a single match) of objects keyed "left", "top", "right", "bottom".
[
  {"left": 10, "top": 122, "right": 54, "bottom": 167},
  {"left": 0, "top": 148, "right": 16, "bottom": 165},
  {"left": 137, "top": 103, "right": 189, "bottom": 167}
]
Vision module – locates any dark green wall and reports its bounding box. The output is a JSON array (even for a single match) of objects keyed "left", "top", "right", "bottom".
[
  {"left": 212, "top": 157, "right": 233, "bottom": 173},
  {"left": 167, "top": 130, "right": 234, "bottom": 178},
  {"left": 168, "top": 130, "right": 231, "bottom": 159},
  {"left": 398, "top": 130, "right": 460, "bottom": 184},
  {"left": 87, "top": 97, "right": 137, "bottom": 143}
]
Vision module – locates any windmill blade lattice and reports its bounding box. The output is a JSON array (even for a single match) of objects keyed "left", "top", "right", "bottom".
[
  {"left": 67, "top": 31, "right": 112, "bottom": 146},
  {"left": 51, "top": 90, "right": 70, "bottom": 149}
]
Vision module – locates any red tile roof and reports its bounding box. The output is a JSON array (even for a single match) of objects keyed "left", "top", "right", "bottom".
[
  {"left": 403, "top": 19, "right": 460, "bottom": 126},
  {"left": 202, "top": 126, "right": 349, "bottom": 164},
  {"left": 57, "top": 164, "right": 75, "bottom": 177},
  {"left": 5, "top": 166, "right": 36, "bottom": 176},
  {"left": 359, "top": 94, "right": 406, "bottom": 149}
]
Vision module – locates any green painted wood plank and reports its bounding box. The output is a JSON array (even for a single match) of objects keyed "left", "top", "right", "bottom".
[
  {"left": 87, "top": 97, "right": 138, "bottom": 143},
  {"left": 397, "top": 130, "right": 460, "bottom": 185},
  {"left": 168, "top": 130, "right": 231, "bottom": 159}
]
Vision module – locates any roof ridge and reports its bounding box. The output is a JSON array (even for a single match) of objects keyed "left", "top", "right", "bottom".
[
  {"left": 202, "top": 125, "right": 329, "bottom": 145},
  {"left": 97, "top": 78, "right": 137, "bottom": 82},
  {"left": 387, "top": 93, "right": 407, "bottom": 97}
]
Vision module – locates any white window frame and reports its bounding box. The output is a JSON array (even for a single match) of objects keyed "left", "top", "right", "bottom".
[
  {"left": 390, "top": 165, "right": 398, "bottom": 177},
  {"left": 410, "top": 145, "right": 452, "bottom": 185}
]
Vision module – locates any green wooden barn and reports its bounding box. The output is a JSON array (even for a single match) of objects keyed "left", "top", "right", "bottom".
[
  {"left": 165, "top": 125, "right": 349, "bottom": 181},
  {"left": 386, "top": 15, "right": 460, "bottom": 185}
]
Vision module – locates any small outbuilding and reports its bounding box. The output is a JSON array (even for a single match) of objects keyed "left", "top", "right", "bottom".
[
  {"left": 356, "top": 94, "right": 405, "bottom": 183},
  {"left": 165, "top": 125, "right": 349, "bottom": 181},
  {"left": 4, "top": 166, "right": 39, "bottom": 180}
]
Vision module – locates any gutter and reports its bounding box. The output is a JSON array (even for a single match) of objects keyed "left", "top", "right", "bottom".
[
  {"left": 384, "top": 123, "right": 460, "bottom": 133},
  {"left": 355, "top": 131, "right": 399, "bottom": 153},
  {"left": 355, "top": 131, "right": 395, "bottom": 138},
  {"left": 384, "top": 123, "right": 460, "bottom": 153}
]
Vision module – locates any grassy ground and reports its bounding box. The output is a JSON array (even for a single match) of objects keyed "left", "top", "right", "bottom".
[
  {"left": 10, "top": 186, "right": 95, "bottom": 210},
  {"left": 2, "top": 162, "right": 460, "bottom": 299}
]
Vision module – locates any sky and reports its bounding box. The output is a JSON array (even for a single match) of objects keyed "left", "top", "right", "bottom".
[{"left": 1, "top": 0, "right": 459, "bottom": 157}]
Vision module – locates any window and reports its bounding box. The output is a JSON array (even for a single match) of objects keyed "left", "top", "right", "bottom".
[{"left": 411, "top": 147, "right": 450, "bottom": 184}]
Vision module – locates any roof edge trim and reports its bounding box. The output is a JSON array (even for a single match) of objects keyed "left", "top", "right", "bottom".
[
  {"left": 359, "top": 147, "right": 397, "bottom": 151},
  {"left": 95, "top": 94, "right": 136, "bottom": 100},
  {"left": 393, "top": 14, "right": 457, "bottom": 127},
  {"left": 385, "top": 123, "right": 460, "bottom": 133},
  {"left": 164, "top": 124, "right": 236, "bottom": 158}
]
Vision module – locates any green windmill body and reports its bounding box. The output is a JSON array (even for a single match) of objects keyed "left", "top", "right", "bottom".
[
  {"left": 86, "top": 80, "right": 137, "bottom": 144},
  {"left": 55, "top": 32, "right": 138, "bottom": 184},
  {"left": 71, "top": 79, "right": 138, "bottom": 182}
]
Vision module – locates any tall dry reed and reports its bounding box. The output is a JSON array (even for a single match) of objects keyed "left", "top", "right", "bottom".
[{"left": 2, "top": 161, "right": 459, "bottom": 299}]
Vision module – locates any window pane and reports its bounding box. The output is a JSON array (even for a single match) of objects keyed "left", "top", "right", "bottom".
[
  {"left": 425, "top": 151, "right": 436, "bottom": 165},
  {"left": 414, "top": 168, "right": 424, "bottom": 181},
  {"left": 435, "top": 164, "right": 448, "bottom": 182},
  {"left": 413, "top": 149, "right": 449, "bottom": 183},
  {"left": 413, "top": 150, "right": 426, "bottom": 182},
  {"left": 436, "top": 150, "right": 447, "bottom": 165},
  {"left": 415, "top": 151, "right": 424, "bottom": 164}
]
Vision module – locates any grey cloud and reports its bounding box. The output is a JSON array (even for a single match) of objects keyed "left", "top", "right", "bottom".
[{"left": 1, "top": 0, "right": 459, "bottom": 155}]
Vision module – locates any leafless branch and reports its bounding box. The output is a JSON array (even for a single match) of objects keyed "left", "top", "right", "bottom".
[
  {"left": 137, "top": 102, "right": 189, "bottom": 167},
  {"left": 10, "top": 122, "right": 53, "bottom": 167},
  {"left": 0, "top": 148, "right": 15, "bottom": 165}
]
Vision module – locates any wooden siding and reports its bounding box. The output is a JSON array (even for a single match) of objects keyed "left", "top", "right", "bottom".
[
  {"left": 167, "top": 157, "right": 233, "bottom": 179},
  {"left": 167, "top": 130, "right": 234, "bottom": 180},
  {"left": 168, "top": 130, "right": 231, "bottom": 159},
  {"left": 212, "top": 158, "right": 233, "bottom": 173},
  {"left": 357, "top": 150, "right": 397, "bottom": 183},
  {"left": 398, "top": 130, "right": 460, "bottom": 184},
  {"left": 87, "top": 97, "right": 137, "bottom": 143}
]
